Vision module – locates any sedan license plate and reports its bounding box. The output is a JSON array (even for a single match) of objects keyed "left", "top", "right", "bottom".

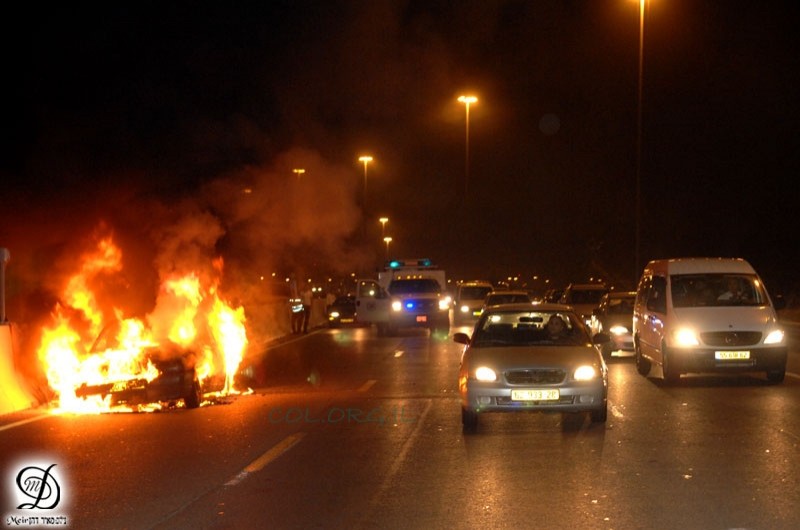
[
  {"left": 416, "top": 315, "right": 427, "bottom": 323},
  {"left": 511, "top": 389, "right": 559, "bottom": 401},
  {"left": 715, "top": 351, "right": 750, "bottom": 360}
]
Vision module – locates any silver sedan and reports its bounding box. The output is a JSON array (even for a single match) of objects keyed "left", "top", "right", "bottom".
[{"left": 455, "top": 303, "right": 610, "bottom": 432}]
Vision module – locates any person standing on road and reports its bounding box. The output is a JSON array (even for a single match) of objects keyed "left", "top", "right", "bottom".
[{"left": 301, "top": 285, "right": 313, "bottom": 333}]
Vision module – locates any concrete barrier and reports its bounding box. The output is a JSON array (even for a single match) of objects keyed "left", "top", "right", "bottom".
[{"left": 0, "top": 323, "right": 37, "bottom": 416}]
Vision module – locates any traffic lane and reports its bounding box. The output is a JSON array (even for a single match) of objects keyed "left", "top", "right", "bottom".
[
  {"left": 6, "top": 329, "right": 799, "bottom": 528},
  {"left": 158, "top": 333, "right": 800, "bottom": 529},
  {"left": 1, "top": 327, "right": 453, "bottom": 529},
  {"left": 0, "top": 391, "right": 345, "bottom": 529},
  {"left": 162, "top": 355, "right": 800, "bottom": 529},
  {"left": 239, "top": 326, "right": 407, "bottom": 391},
  {"left": 354, "top": 360, "right": 800, "bottom": 529},
  {"left": 0, "top": 328, "right": 394, "bottom": 529},
  {"left": 152, "top": 396, "right": 435, "bottom": 529},
  {"left": 153, "top": 328, "right": 459, "bottom": 528}
]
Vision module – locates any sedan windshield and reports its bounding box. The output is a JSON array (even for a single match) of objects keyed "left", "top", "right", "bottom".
[
  {"left": 472, "top": 310, "right": 590, "bottom": 347},
  {"left": 485, "top": 293, "right": 530, "bottom": 305}
]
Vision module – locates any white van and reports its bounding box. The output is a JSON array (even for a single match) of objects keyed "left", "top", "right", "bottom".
[{"left": 632, "top": 258, "right": 787, "bottom": 383}]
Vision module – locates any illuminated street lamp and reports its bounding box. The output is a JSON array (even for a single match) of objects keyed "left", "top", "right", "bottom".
[
  {"left": 379, "top": 217, "right": 389, "bottom": 238},
  {"left": 634, "top": 0, "right": 647, "bottom": 282},
  {"left": 292, "top": 168, "right": 305, "bottom": 180},
  {"left": 457, "top": 95, "right": 477, "bottom": 200},
  {"left": 383, "top": 236, "right": 392, "bottom": 259},
  {"left": 358, "top": 156, "right": 373, "bottom": 204}
]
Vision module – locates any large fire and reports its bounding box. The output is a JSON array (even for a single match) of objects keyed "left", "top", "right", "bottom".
[{"left": 37, "top": 235, "right": 249, "bottom": 413}]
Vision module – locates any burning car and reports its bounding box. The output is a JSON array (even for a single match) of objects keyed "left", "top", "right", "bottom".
[
  {"left": 36, "top": 234, "right": 248, "bottom": 414},
  {"left": 74, "top": 349, "right": 204, "bottom": 409}
]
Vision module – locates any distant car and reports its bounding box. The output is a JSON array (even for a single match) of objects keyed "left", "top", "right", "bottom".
[
  {"left": 454, "top": 303, "right": 609, "bottom": 432},
  {"left": 542, "top": 288, "right": 564, "bottom": 303},
  {"left": 326, "top": 294, "right": 358, "bottom": 327},
  {"left": 453, "top": 281, "right": 494, "bottom": 325},
  {"left": 591, "top": 291, "right": 636, "bottom": 360},
  {"left": 560, "top": 283, "right": 609, "bottom": 327},
  {"left": 482, "top": 290, "right": 532, "bottom": 311}
]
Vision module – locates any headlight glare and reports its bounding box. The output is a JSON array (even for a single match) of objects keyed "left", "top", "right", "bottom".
[
  {"left": 764, "top": 329, "right": 785, "bottom": 345},
  {"left": 391, "top": 300, "right": 402, "bottom": 311},
  {"left": 474, "top": 366, "right": 497, "bottom": 382},
  {"left": 609, "top": 325, "right": 629, "bottom": 335},
  {"left": 673, "top": 328, "right": 700, "bottom": 347},
  {"left": 574, "top": 365, "right": 597, "bottom": 381}
]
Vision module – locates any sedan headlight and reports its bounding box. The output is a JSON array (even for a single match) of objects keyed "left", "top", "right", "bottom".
[
  {"left": 764, "top": 329, "right": 785, "bottom": 345},
  {"left": 474, "top": 366, "right": 497, "bottom": 382},
  {"left": 573, "top": 365, "right": 597, "bottom": 381},
  {"left": 329, "top": 311, "right": 340, "bottom": 319},
  {"left": 460, "top": 305, "right": 470, "bottom": 314},
  {"left": 673, "top": 328, "right": 700, "bottom": 347}
]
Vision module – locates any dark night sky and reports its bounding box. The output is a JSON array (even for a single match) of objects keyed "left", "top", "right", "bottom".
[{"left": 2, "top": 0, "right": 799, "bottom": 302}]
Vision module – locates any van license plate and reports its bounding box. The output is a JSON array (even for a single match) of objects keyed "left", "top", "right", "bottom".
[{"left": 715, "top": 351, "right": 750, "bottom": 360}]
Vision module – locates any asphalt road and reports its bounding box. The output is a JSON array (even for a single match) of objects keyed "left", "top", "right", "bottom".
[{"left": 2, "top": 322, "right": 799, "bottom": 530}]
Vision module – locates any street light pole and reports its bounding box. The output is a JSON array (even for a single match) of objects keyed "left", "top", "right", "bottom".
[
  {"left": 457, "top": 95, "right": 477, "bottom": 201},
  {"left": 635, "top": 0, "right": 645, "bottom": 284},
  {"left": 358, "top": 156, "right": 373, "bottom": 206},
  {"left": 292, "top": 168, "right": 305, "bottom": 180},
  {"left": 383, "top": 236, "right": 392, "bottom": 260}
]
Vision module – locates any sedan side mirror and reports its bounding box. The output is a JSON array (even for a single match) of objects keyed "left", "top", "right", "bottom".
[{"left": 453, "top": 332, "right": 470, "bottom": 345}]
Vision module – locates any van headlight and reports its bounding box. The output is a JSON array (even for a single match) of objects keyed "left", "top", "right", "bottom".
[
  {"left": 391, "top": 300, "right": 402, "bottom": 311},
  {"left": 764, "top": 329, "right": 785, "bottom": 345},
  {"left": 673, "top": 328, "right": 700, "bottom": 347},
  {"left": 439, "top": 297, "right": 452, "bottom": 310}
]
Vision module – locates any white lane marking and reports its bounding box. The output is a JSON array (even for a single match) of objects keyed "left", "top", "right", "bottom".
[
  {"left": 358, "top": 380, "right": 377, "bottom": 392},
  {"left": 225, "top": 432, "right": 307, "bottom": 487},
  {"left": 366, "top": 399, "right": 433, "bottom": 509},
  {"left": 0, "top": 413, "right": 50, "bottom": 433}
]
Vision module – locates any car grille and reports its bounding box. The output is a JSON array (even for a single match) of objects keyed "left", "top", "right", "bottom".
[
  {"left": 505, "top": 369, "right": 566, "bottom": 384},
  {"left": 701, "top": 331, "right": 762, "bottom": 347},
  {"left": 403, "top": 299, "right": 438, "bottom": 312}
]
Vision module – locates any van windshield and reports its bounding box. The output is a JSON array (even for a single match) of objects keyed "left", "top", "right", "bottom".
[{"left": 670, "top": 274, "right": 767, "bottom": 308}]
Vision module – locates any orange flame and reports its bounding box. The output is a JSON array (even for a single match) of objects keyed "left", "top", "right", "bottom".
[{"left": 36, "top": 234, "right": 249, "bottom": 413}]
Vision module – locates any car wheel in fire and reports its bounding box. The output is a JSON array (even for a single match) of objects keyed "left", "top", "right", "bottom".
[{"left": 185, "top": 378, "right": 203, "bottom": 409}]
